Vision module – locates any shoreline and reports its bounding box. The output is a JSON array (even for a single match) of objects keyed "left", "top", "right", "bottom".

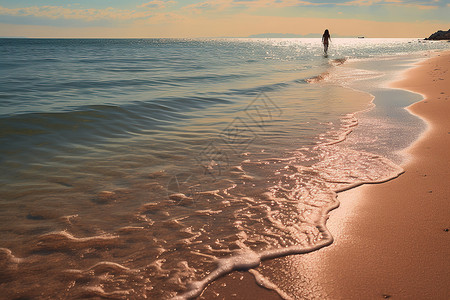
[
  {"left": 318, "top": 50, "right": 450, "bottom": 299},
  {"left": 198, "top": 51, "right": 450, "bottom": 299},
  {"left": 1, "top": 40, "right": 448, "bottom": 300}
]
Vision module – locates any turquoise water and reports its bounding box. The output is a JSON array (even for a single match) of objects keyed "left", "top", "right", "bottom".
[{"left": 0, "top": 38, "right": 448, "bottom": 299}]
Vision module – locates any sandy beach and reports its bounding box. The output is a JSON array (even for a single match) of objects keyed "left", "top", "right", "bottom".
[
  {"left": 200, "top": 51, "right": 450, "bottom": 299},
  {"left": 1, "top": 1, "right": 450, "bottom": 298},
  {"left": 318, "top": 50, "right": 450, "bottom": 299}
]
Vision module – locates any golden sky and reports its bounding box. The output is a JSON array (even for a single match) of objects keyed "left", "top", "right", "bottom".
[{"left": 0, "top": 0, "right": 449, "bottom": 38}]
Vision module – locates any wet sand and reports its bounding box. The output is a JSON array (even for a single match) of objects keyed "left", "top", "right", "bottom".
[
  {"left": 199, "top": 51, "right": 450, "bottom": 299},
  {"left": 318, "top": 50, "right": 450, "bottom": 299}
]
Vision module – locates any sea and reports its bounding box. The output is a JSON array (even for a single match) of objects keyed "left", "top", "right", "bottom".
[{"left": 0, "top": 38, "right": 448, "bottom": 299}]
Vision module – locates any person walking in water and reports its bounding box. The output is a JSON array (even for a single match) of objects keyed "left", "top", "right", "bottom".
[{"left": 322, "top": 29, "right": 331, "bottom": 55}]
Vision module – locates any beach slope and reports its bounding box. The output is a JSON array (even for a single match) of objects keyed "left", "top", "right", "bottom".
[
  {"left": 321, "top": 51, "right": 450, "bottom": 299},
  {"left": 200, "top": 51, "right": 450, "bottom": 299}
]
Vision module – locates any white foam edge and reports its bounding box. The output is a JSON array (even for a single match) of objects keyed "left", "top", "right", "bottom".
[{"left": 173, "top": 56, "right": 412, "bottom": 299}]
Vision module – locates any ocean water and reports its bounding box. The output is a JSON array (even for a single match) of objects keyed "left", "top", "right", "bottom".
[{"left": 0, "top": 38, "right": 448, "bottom": 299}]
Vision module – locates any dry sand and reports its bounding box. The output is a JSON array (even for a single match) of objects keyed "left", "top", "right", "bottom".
[{"left": 199, "top": 51, "right": 450, "bottom": 299}]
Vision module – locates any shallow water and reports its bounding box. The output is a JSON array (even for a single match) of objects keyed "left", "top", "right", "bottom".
[{"left": 0, "top": 38, "right": 448, "bottom": 299}]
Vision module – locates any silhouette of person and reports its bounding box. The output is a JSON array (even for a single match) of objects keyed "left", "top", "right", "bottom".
[{"left": 322, "top": 29, "right": 331, "bottom": 55}]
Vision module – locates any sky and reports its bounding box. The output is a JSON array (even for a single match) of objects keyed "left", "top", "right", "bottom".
[{"left": 0, "top": 0, "right": 449, "bottom": 38}]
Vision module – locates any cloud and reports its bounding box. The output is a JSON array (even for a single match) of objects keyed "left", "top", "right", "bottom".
[
  {"left": 135, "top": 11, "right": 187, "bottom": 25},
  {"left": 0, "top": 5, "right": 151, "bottom": 22},
  {"left": 0, "top": 1, "right": 444, "bottom": 24},
  {"left": 180, "top": 0, "right": 443, "bottom": 14},
  {"left": 1, "top": 11, "right": 448, "bottom": 38},
  {"left": 181, "top": 0, "right": 231, "bottom": 14},
  {"left": 139, "top": 0, "right": 176, "bottom": 9},
  {"left": 0, "top": 0, "right": 447, "bottom": 37},
  {"left": 337, "top": 0, "right": 441, "bottom": 9},
  {"left": 0, "top": 1, "right": 178, "bottom": 23}
]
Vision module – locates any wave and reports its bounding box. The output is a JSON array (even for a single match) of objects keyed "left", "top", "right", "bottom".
[
  {"left": 36, "top": 231, "right": 119, "bottom": 251},
  {"left": 1, "top": 39, "right": 442, "bottom": 299},
  {"left": 305, "top": 57, "right": 347, "bottom": 83},
  {"left": 0, "top": 95, "right": 233, "bottom": 142},
  {"left": 174, "top": 110, "right": 404, "bottom": 300}
]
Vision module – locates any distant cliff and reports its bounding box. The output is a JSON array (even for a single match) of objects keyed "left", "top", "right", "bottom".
[{"left": 425, "top": 29, "right": 450, "bottom": 40}]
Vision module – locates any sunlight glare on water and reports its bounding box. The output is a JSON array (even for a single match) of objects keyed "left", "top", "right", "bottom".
[{"left": 0, "top": 38, "right": 448, "bottom": 298}]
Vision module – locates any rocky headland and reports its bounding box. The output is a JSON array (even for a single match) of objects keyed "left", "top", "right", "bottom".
[{"left": 425, "top": 29, "right": 450, "bottom": 40}]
